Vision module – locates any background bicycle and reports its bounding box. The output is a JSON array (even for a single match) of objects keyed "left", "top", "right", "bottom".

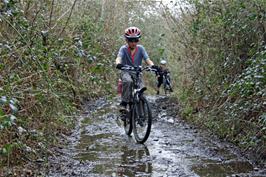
[{"left": 163, "top": 72, "right": 173, "bottom": 95}]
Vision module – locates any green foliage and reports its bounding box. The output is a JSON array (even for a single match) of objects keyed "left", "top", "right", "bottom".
[
  {"left": 170, "top": 0, "right": 266, "bottom": 161},
  {"left": 0, "top": 0, "right": 116, "bottom": 172},
  {"left": 0, "top": 96, "right": 18, "bottom": 130},
  {"left": 226, "top": 50, "right": 266, "bottom": 97},
  {"left": 0, "top": 0, "right": 264, "bottom": 171}
]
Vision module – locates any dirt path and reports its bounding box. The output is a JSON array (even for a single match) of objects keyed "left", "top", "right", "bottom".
[{"left": 48, "top": 96, "right": 265, "bottom": 177}]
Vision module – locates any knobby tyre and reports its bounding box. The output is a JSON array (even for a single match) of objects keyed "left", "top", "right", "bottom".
[
  {"left": 164, "top": 76, "right": 172, "bottom": 95},
  {"left": 124, "top": 105, "right": 133, "bottom": 135},
  {"left": 164, "top": 82, "right": 169, "bottom": 95},
  {"left": 163, "top": 77, "right": 168, "bottom": 95},
  {"left": 133, "top": 96, "right": 152, "bottom": 143},
  {"left": 164, "top": 85, "right": 168, "bottom": 95}
]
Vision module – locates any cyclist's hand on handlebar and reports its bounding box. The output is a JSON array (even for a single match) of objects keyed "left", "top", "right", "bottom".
[
  {"left": 116, "top": 63, "right": 124, "bottom": 70},
  {"left": 151, "top": 65, "right": 159, "bottom": 70},
  {"left": 151, "top": 65, "right": 160, "bottom": 72}
]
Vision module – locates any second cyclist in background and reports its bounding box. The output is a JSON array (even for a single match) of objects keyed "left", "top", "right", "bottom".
[{"left": 156, "top": 59, "right": 173, "bottom": 95}]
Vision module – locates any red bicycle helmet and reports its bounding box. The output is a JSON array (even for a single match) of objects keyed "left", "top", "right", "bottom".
[{"left": 124, "top": 27, "right": 141, "bottom": 39}]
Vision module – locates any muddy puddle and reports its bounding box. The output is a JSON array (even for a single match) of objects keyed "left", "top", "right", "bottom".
[{"left": 48, "top": 96, "right": 266, "bottom": 177}]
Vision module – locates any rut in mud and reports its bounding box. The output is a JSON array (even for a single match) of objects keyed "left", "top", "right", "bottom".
[{"left": 48, "top": 96, "right": 266, "bottom": 177}]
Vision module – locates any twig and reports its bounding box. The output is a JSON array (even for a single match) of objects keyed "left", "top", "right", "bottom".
[
  {"left": 1, "top": 15, "right": 25, "bottom": 40},
  {"left": 58, "top": 0, "right": 78, "bottom": 38},
  {"left": 51, "top": 8, "right": 71, "bottom": 30},
  {"left": 49, "top": 0, "right": 55, "bottom": 28},
  {"left": 1, "top": 14, "right": 66, "bottom": 108}
]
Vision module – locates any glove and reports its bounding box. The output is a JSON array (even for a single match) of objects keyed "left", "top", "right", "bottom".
[
  {"left": 116, "top": 63, "right": 124, "bottom": 69},
  {"left": 151, "top": 65, "right": 159, "bottom": 71}
]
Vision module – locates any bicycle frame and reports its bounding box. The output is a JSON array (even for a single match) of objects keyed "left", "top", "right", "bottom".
[
  {"left": 132, "top": 71, "right": 146, "bottom": 101},
  {"left": 122, "top": 65, "right": 154, "bottom": 101}
]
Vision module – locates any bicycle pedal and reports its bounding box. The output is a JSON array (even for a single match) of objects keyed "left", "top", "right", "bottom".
[
  {"left": 119, "top": 109, "right": 128, "bottom": 114},
  {"left": 138, "top": 121, "right": 144, "bottom": 127}
]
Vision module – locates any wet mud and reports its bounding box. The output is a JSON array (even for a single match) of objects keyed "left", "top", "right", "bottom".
[{"left": 48, "top": 96, "right": 266, "bottom": 177}]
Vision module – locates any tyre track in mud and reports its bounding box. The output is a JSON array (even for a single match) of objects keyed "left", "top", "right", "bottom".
[{"left": 48, "top": 96, "right": 266, "bottom": 177}]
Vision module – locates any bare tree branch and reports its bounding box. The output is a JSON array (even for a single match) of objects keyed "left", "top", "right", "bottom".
[
  {"left": 58, "top": 0, "right": 78, "bottom": 38},
  {"left": 49, "top": 0, "right": 55, "bottom": 28}
]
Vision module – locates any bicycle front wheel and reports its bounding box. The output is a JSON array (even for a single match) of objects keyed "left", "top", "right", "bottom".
[{"left": 132, "top": 96, "right": 152, "bottom": 143}]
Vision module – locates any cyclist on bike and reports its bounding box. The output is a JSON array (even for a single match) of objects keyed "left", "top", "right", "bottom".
[
  {"left": 115, "top": 26, "right": 158, "bottom": 110},
  {"left": 156, "top": 59, "right": 173, "bottom": 95}
]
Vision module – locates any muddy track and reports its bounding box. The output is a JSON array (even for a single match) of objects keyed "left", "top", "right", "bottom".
[{"left": 48, "top": 96, "right": 266, "bottom": 177}]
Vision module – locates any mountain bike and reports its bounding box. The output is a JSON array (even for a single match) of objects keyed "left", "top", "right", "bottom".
[
  {"left": 119, "top": 65, "right": 156, "bottom": 143},
  {"left": 163, "top": 72, "right": 173, "bottom": 94}
]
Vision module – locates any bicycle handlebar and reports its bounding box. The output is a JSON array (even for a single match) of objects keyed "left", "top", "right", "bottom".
[{"left": 120, "top": 65, "right": 158, "bottom": 73}]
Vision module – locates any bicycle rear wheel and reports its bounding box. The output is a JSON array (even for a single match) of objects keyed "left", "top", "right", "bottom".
[
  {"left": 164, "top": 80, "right": 172, "bottom": 95},
  {"left": 133, "top": 96, "right": 152, "bottom": 143},
  {"left": 164, "top": 83, "right": 168, "bottom": 95},
  {"left": 164, "top": 86, "right": 168, "bottom": 95},
  {"left": 124, "top": 106, "right": 133, "bottom": 136}
]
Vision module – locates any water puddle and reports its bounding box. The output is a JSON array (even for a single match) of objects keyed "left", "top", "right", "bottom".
[
  {"left": 192, "top": 160, "right": 254, "bottom": 177},
  {"left": 48, "top": 97, "right": 266, "bottom": 177}
]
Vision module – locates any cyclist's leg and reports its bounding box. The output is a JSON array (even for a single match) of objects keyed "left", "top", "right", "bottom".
[
  {"left": 119, "top": 72, "right": 133, "bottom": 121},
  {"left": 139, "top": 73, "right": 144, "bottom": 89},
  {"left": 120, "top": 71, "right": 133, "bottom": 106}
]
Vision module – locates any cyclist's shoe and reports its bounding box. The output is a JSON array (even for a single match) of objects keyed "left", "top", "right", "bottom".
[
  {"left": 170, "top": 88, "right": 173, "bottom": 92},
  {"left": 120, "top": 113, "right": 127, "bottom": 121},
  {"left": 119, "top": 109, "right": 127, "bottom": 121},
  {"left": 119, "top": 101, "right": 127, "bottom": 112},
  {"left": 119, "top": 101, "right": 128, "bottom": 121}
]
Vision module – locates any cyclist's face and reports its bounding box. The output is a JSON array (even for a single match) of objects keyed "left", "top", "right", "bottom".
[{"left": 127, "top": 38, "right": 139, "bottom": 49}]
